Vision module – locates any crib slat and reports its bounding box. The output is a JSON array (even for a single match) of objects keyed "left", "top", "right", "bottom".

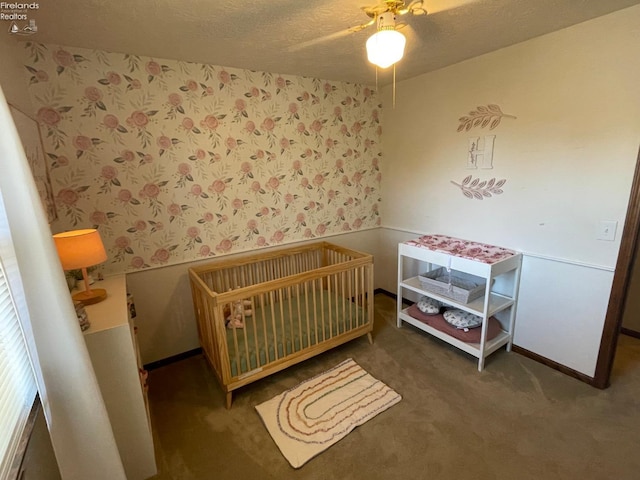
[
  {"left": 296, "top": 283, "right": 303, "bottom": 351},
  {"left": 229, "top": 310, "right": 242, "bottom": 378},
  {"left": 327, "top": 273, "right": 333, "bottom": 340},
  {"left": 347, "top": 272, "right": 357, "bottom": 329},
  {"left": 320, "top": 277, "right": 325, "bottom": 339},
  {"left": 222, "top": 268, "right": 229, "bottom": 292},
  {"left": 259, "top": 292, "right": 269, "bottom": 367},
  {"left": 340, "top": 272, "right": 346, "bottom": 334},
  {"left": 269, "top": 290, "right": 279, "bottom": 361},
  {"left": 286, "top": 285, "right": 294, "bottom": 353},
  {"left": 311, "top": 280, "right": 325, "bottom": 343},
  {"left": 277, "top": 289, "right": 286, "bottom": 356},
  {"left": 239, "top": 266, "right": 246, "bottom": 289},
  {"left": 334, "top": 273, "right": 340, "bottom": 335},
  {"left": 251, "top": 262, "right": 258, "bottom": 287},
  {"left": 241, "top": 298, "right": 251, "bottom": 373},
  {"left": 304, "top": 281, "right": 312, "bottom": 347},
  {"left": 340, "top": 270, "right": 346, "bottom": 332},
  {"left": 339, "top": 271, "right": 346, "bottom": 335},
  {"left": 250, "top": 295, "right": 260, "bottom": 369},
  {"left": 360, "top": 266, "right": 366, "bottom": 326}
]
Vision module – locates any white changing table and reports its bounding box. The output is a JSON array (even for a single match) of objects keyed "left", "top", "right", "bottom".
[{"left": 397, "top": 234, "right": 522, "bottom": 371}]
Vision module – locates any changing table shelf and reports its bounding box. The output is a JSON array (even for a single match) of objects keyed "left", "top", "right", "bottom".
[
  {"left": 398, "top": 307, "right": 512, "bottom": 358},
  {"left": 397, "top": 234, "right": 522, "bottom": 371}
]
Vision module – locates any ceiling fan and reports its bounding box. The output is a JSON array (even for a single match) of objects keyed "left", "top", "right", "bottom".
[
  {"left": 288, "top": 0, "right": 427, "bottom": 55},
  {"left": 365, "top": 1, "right": 427, "bottom": 68},
  {"left": 353, "top": 0, "right": 428, "bottom": 33}
]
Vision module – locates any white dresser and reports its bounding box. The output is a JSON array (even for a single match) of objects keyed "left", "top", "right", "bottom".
[{"left": 82, "top": 274, "right": 156, "bottom": 480}]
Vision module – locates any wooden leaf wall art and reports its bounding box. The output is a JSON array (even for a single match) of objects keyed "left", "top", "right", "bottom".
[
  {"left": 450, "top": 176, "right": 506, "bottom": 200},
  {"left": 457, "top": 104, "right": 516, "bottom": 132}
]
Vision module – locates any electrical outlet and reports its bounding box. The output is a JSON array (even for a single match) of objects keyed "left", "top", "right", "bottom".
[{"left": 597, "top": 220, "right": 617, "bottom": 241}]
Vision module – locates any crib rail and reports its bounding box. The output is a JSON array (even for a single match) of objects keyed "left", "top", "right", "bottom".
[
  {"left": 190, "top": 242, "right": 367, "bottom": 292},
  {"left": 189, "top": 242, "right": 374, "bottom": 408}
]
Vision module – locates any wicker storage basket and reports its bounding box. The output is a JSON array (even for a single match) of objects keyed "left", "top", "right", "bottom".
[{"left": 418, "top": 267, "right": 487, "bottom": 304}]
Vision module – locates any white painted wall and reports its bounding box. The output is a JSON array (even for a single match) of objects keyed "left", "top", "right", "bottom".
[
  {"left": 379, "top": 6, "right": 640, "bottom": 376},
  {"left": 516, "top": 256, "right": 613, "bottom": 373}
]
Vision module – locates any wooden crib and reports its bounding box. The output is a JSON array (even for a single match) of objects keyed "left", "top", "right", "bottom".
[{"left": 189, "top": 241, "right": 374, "bottom": 408}]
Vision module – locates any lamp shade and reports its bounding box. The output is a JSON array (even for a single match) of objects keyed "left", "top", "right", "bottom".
[
  {"left": 53, "top": 229, "right": 108, "bottom": 305},
  {"left": 366, "top": 29, "right": 406, "bottom": 69},
  {"left": 53, "top": 229, "right": 107, "bottom": 270}
]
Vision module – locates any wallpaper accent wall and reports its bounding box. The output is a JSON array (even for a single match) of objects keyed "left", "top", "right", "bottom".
[{"left": 24, "top": 43, "right": 382, "bottom": 275}]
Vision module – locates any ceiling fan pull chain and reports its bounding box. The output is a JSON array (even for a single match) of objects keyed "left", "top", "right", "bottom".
[
  {"left": 392, "top": 64, "right": 396, "bottom": 108},
  {"left": 375, "top": 66, "right": 378, "bottom": 94}
]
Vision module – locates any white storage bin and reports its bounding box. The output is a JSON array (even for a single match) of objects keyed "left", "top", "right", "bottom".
[{"left": 418, "top": 267, "right": 486, "bottom": 303}]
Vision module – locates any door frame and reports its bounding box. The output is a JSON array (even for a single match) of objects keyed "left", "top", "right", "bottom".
[{"left": 593, "top": 146, "right": 640, "bottom": 388}]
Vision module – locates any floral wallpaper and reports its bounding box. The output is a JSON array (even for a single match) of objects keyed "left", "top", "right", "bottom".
[{"left": 24, "top": 43, "right": 382, "bottom": 275}]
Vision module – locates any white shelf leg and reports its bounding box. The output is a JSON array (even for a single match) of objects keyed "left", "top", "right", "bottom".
[
  {"left": 477, "top": 273, "right": 492, "bottom": 372},
  {"left": 506, "top": 257, "right": 523, "bottom": 352},
  {"left": 396, "top": 244, "right": 403, "bottom": 328}
]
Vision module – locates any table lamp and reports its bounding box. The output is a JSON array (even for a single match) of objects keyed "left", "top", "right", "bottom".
[{"left": 53, "top": 228, "right": 108, "bottom": 305}]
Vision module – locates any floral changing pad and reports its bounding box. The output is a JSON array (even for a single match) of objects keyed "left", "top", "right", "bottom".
[{"left": 404, "top": 234, "right": 516, "bottom": 264}]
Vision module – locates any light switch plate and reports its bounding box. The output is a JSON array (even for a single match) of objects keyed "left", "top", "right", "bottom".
[{"left": 597, "top": 220, "right": 617, "bottom": 241}]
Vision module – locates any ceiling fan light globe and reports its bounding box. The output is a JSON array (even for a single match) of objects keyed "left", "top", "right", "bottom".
[{"left": 366, "top": 29, "right": 406, "bottom": 68}]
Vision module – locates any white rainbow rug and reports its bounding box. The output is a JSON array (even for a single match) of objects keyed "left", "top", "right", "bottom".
[{"left": 255, "top": 358, "right": 402, "bottom": 468}]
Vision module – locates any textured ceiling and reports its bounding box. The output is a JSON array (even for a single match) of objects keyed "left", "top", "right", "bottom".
[{"left": 19, "top": 0, "right": 640, "bottom": 86}]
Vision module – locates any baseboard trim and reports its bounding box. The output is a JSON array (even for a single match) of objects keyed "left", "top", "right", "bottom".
[
  {"left": 374, "top": 288, "right": 395, "bottom": 299},
  {"left": 620, "top": 327, "right": 640, "bottom": 339},
  {"left": 511, "top": 345, "right": 595, "bottom": 386},
  {"left": 375, "top": 289, "right": 598, "bottom": 388},
  {"left": 374, "top": 288, "right": 417, "bottom": 308},
  {"left": 145, "top": 348, "right": 203, "bottom": 371}
]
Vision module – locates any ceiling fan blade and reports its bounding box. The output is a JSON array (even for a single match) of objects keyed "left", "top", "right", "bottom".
[
  {"left": 426, "top": 0, "right": 480, "bottom": 15},
  {"left": 407, "top": 0, "right": 428, "bottom": 16},
  {"left": 348, "top": 18, "right": 376, "bottom": 33},
  {"left": 287, "top": 28, "right": 356, "bottom": 52},
  {"left": 287, "top": 17, "right": 375, "bottom": 53},
  {"left": 400, "top": 0, "right": 426, "bottom": 14},
  {"left": 362, "top": 4, "right": 390, "bottom": 18}
]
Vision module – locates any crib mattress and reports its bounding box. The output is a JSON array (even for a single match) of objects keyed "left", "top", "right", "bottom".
[{"left": 226, "top": 289, "right": 366, "bottom": 377}]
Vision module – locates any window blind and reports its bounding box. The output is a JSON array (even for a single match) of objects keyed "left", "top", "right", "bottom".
[{"left": 0, "top": 257, "right": 37, "bottom": 480}]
